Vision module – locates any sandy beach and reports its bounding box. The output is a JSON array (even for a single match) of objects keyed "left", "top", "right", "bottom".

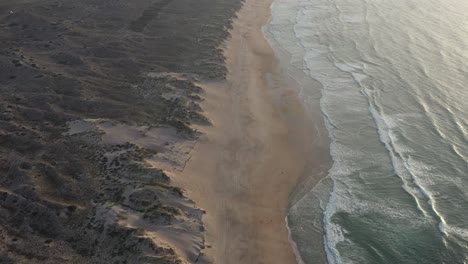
[{"left": 178, "top": 0, "right": 322, "bottom": 263}]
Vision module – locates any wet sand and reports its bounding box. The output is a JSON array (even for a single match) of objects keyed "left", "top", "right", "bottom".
[{"left": 178, "top": 0, "right": 320, "bottom": 263}]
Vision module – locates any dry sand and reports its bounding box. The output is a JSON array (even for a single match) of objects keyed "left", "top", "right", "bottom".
[{"left": 176, "top": 0, "right": 325, "bottom": 263}]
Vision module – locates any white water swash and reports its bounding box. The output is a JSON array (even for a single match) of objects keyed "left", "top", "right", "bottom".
[{"left": 264, "top": 0, "right": 468, "bottom": 263}]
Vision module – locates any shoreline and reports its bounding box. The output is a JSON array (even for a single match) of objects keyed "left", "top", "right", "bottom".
[
  {"left": 178, "top": 0, "right": 329, "bottom": 263},
  {"left": 264, "top": 1, "right": 333, "bottom": 262}
]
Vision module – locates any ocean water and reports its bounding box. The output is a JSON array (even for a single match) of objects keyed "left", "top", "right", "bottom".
[{"left": 264, "top": 0, "right": 468, "bottom": 263}]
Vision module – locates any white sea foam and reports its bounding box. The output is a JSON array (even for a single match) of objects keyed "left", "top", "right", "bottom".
[
  {"left": 365, "top": 103, "right": 451, "bottom": 235},
  {"left": 286, "top": 216, "right": 306, "bottom": 264},
  {"left": 268, "top": 0, "right": 468, "bottom": 262}
]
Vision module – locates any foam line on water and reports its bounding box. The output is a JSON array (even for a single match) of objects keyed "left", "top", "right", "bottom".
[
  {"left": 322, "top": 182, "right": 341, "bottom": 264},
  {"left": 291, "top": 0, "right": 355, "bottom": 262},
  {"left": 309, "top": 0, "right": 449, "bottom": 236},
  {"left": 285, "top": 216, "right": 306, "bottom": 264},
  {"left": 291, "top": 0, "right": 446, "bottom": 261},
  {"left": 265, "top": 1, "right": 336, "bottom": 263},
  {"left": 365, "top": 93, "right": 448, "bottom": 235},
  {"left": 266, "top": 0, "right": 348, "bottom": 262},
  {"left": 270, "top": 0, "right": 468, "bottom": 261}
]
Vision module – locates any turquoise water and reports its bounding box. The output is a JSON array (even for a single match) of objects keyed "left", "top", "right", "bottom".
[{"left": 265, "top": 0, "right": 468, "bottom": 263}]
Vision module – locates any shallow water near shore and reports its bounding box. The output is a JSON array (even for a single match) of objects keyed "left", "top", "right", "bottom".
[{"left": 265, "top": 0, "right": 468, "bottom": 263}]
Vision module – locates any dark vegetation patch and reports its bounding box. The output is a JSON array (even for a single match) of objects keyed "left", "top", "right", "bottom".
[
  {"left": 0, "top": 0, "right": 242, "bottom": 262},
  {"left": 130, "top": 0, "right": 173, "bottom": 32}
]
